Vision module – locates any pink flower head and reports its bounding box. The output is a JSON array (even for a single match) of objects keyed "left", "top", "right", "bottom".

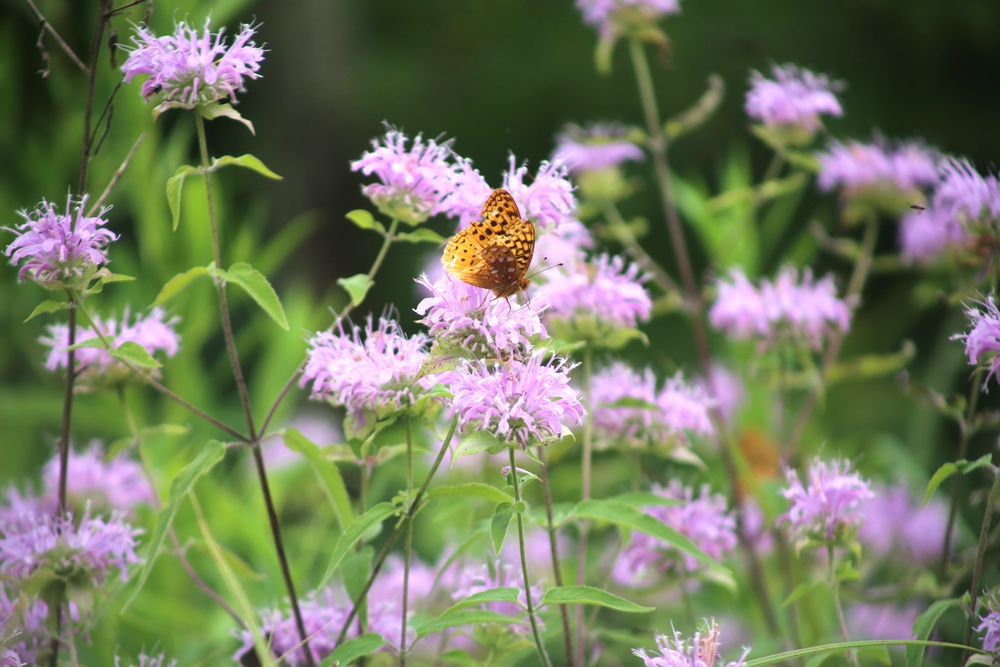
[
  {"left": 898, "top": 205, "right": 974, "bottom": 263},
  {"left": 745, "top": 64, "right": 843, "bottom": 132},
  {"left": 552, "top": 123, "right": 644, "bottom": 173},
  {"left": 817, "top": 137, "right": 939, "bottom": 197},
  {"left": 121, "top": 18, "right": 264, "bottom": 108},
  {"left": 577, "top": 0, "right": 682, "bottom": 38},
  {"left": 543, "top": 254, "right": 652, "bottom": 335},
  {"left": 41, "top": 442, "right": 156, "bottom": 516},
  {"left": 351, "top": 127, "right": 461, "bottom": 224},
  {"left": 846, "top": 602, "right": 920, "bottom": 641},
  {"left": 858, "top": 483, "right": 949, "bottom": 564},
  {"left": 977, "top": 590, "right": 1000, "bottom": 655},
  {"left": 780, "top": 456, "right": 872, "bottom": 545},
  {"left": 952, "top": 297, "right": 1000, "bottom": 389},
  {"left": 4, "top": 195, "right": 116, "bottom": 289},
  {"left": 933, "top": 157, "right": 1000, "bottom": 224},
  {"left": 632, "top": 620, "right": 751, "bottom": 667}
]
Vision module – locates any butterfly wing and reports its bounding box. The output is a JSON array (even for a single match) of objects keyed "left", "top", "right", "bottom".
[{"left": 481, "top": 189, "right": 535, "bottom": 278}]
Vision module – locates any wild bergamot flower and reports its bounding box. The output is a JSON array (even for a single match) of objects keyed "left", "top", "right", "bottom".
[{"left": 780, "top": 456, "right": 872, "bottom": 547}]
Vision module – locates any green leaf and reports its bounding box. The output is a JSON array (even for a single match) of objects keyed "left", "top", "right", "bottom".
[
  {"left": 540, "top": 585, "right": 653, "bottom": 613},
  {"left": 165, "top": 165, "right": 199, "bottom": 231},
  {"left": 155, "top": 266, "right": 212, "bottom": 305},
  {"left": 602, "top": 492, "right": 681, "bottom": 509},
  {"left": 211, "top": 154, "right": 282, "bottom": 180},
  {"left": 337, "top": 273, "right": 374, "bottom": 307},
  {"left": 905, "top": 595, "right": 967, "bottom": 667},
  {"left": 490, "top": 502, "right": 515, "bottom": 555},
  {"left": 345, "top": 209, "right": 386, "bottom": 234},
  {"left": 24, "top": 300, "right": 70, "bottom": 322},
  {"left": 426, "top": 483, "right": 514, "bottom": 504},
  {"left": 124, "top": 440, "right": 226, "bottom": 610},
  {"left": 452, "top": 431, "right": 506, "bottom": 464},
  {"left": 319, "top": 502, "right": 397, "bottom": 588},
  {"left": 415, "top": 609, "right": 521, "bottom": 637},
  {"left": 284, "top": 428, "right": 354, "bottom": 530},
  {"left": 218, "top": 262, "right": 289, "bottom": 329},
  {"left": 396, "top": 228, "right": 447, "bottom": 244},
  {"left": 924, "top": 463, "right": 958, "bottom": 504},
  {"left": 415, "top": 341, "right": 479, "bottom": 381},
  {"left": 436, "top": 649, "right": 479, "bottom": 666},
  {"left": 199, "top": 101, "right": 254, "bottom": 134},
  {"left": 110, "top": 341, "right": 162, "bottom": 369},
  {"left": 318, "top": 633, "right": 386, "bottom": 667},
  {"left": 782, "top": 580, "right": 825, "bottom": 608},
  {"left": 342, "top": 547, "right": 374, "bottom": 604}
]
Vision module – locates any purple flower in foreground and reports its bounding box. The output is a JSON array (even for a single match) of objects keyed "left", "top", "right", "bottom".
[
  {"left": 933, "top": 157, "right": 1000, "bottom": 224},
  {"left": 817, "top": 138, "right": 938, "bottom": 200},
  {"left": 301, "top": 315, "right": 434, "bottom": 426},
  {"left": 41, "top": 442, "right": 156, "bottom": 516},
  {"left": 351, "top": 127, "right": 460, "bottom": 224},
  {"left": 552, "top": 123, "right": 644, "bottom": 173},
  {"left": 710, "top": 267, "right": 850, "bottom": 349},
  {"left": 745, "top": 64, "right": 843, "bottom": 133},
  {"left": 0, "top": 506, "right": 140, "bottom": 584},
  {"left": 40, "top": 307, "right": 180, "bottom": 385},
  {"left": 578, "top": 0, "right": 682, "bottom": 38},
  {"left": 544, "top": 254, "right": 652, "bottom": 338},
  {"left": 633, "top": 620, "right": 750, "bottom": 667},
  {"left": 846, "top": 602, "right": 919, "bottom": 641},
  {"left": 415, "top": 274, "right": 546, "bottom": 357},
  {"left": 451, "top": 353, "right": 583, "bottom": 450},
  {"left": 452, "top": 560, "right": 544, "bottom": 635},
  {"left": 4, "top": 195, "right": 116, "bottom": 289},
  {"left": 614, "top": 481, "right": 735, "bottom": 586},
  {"left": 115, "top": 654, "right": 178, "bottom": 667},
  {"left": 121, "top": 19, "right": 263, "bottom": 108},
  {"left": 898, "top": 205, "right": 974, "bottom": 263},
  {"left": 858, "top": 483, "right": 949, "bottom": 564},
  {"left": 780, "top": 456, "right": 872, "bottom": 545},
  {"left": 952, "top": 297, "right": 1000, "bottom": 389},
  {"left": 977, "top": 590, "right": 1000, "bottom": 654}
]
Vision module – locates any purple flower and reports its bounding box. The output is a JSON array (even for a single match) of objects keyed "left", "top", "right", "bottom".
[
  {"left": 952, "top": 297, "right": 1000, "bottom": 389},
  {"left": 41, "top": 442, "right": 156, "bottom": 516},
  {"left": 368, "top": 555, "right": 439, "bottom": 651},
  {"left": 0, "top": 586, "right": 46, "bottom": 666},
  {"left": 234, "top": 587, "right": 350, "bottom": 666},
  {"left": 613, "top": 481, "right": 736, "bottom": 586},
  {"left": 780, "top": 456, "right": 872, "bottom": 545},
  {"left": 591, "top": 362, "right": 715, "bottom": 449},
  {"left": 632, "top": 620, "right": 750, "bottom": 667},
  {"left": 977, "top": 590, "right": 1000, "bottom": 654},
  {"left": 415, "top": 274, "right": 547, "bottom": 357},
  {"left": 40, "top": 307, "right": 180, "bottom": 385},
  {"left": 577, "top": 0, "right": 682, "bottom": 38},
  {"left": 552, "top": 123, "right": 644, "bottom": 173},
  {"left": 697, "top": 365, "right": 744, "bottom": 427},
  {"left": 846, "top": 602, "right": 919, "bottom": 641},
  {"left": 4, "top": 195, "right": 116, "bottom": 289},
  {"left": 452, "top": 559, "right": 544, "bottom": 635},
  {"left": 115, "top": 654, "right": 178, "bottom": 667},
  {"left": 933, "top": 157, "right": 1000, "bottom": 223},
  {"left": 300, "top": 315, "right": 433, "bottom": 427},
  {"left": 898, "top": 205, "right": 974, "bottom": 263},
  {"left": 0, "top": 506, "right": 140, "bottom": 584},
  {"left": 709, "top": 267, "right": 851, "bottom": 349},
  {"left": 351, "top": 127, "right": 461, "bottom": 224},
  {"left": 857, "top": 483, "right": 949, "bottom": 564},
  {"left": 745, "top": 64, "right": 843, "bottom": 133},
  {"left": 121, "top": 19, "right": 264, "bottom": 109},
  {"left": 817, "top": 137, "right": 939, "bottom": 199},
  {"left": 450, "top": 353, "right": 584, "bottom": 450},
  {"left": 543, "top": 254, "right": 652, "bottom": 338}
]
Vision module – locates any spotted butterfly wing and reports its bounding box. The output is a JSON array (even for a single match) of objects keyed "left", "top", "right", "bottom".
[{"left": 442, "top": 189, "right": 536, "bottom": 298}]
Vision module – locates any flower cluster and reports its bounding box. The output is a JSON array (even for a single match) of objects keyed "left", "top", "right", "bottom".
[
  {"left": 577, "top": 0, "right": 682, "bottom": 39},
  {"left": 0, "top": 586, "right": 46, "bottom": 666},
  {"left": 450, "top": 353, "right": 583, "bottom": 450},
  {"left": 4, "top": 195, "right": 116, "bottom": 289},
  {"left": 952, "top": 297, "right": 1000, "bottom": 389},
  {"left": 780, "top": 456, "right": 872, "bottom": 546},
  {"left": 857, "top": 483, "right": 949, "bottom": 564},
  {"left": 745, "top": 64, "right": 843, "bottom": 135},
  {"left": 633, "top": 621, "right": 750, "bottom": 667},
  {"left": 709, "top": 266, "right": 851, "bottom": 349},
  {"left": 41, "top": 443, "right": 157, "bottom": 516},
  {"left": 978, "top": 590, "right": 1000, "bottom": 655},
  {"left": 591, "top": 362, "right": 714, "bottom": 449},
  {"left": 41, "top": 307, "right": 180, "bottom": 385},
  {"left": 121, "top": 19, "right": 264, "bottom": 109},
  {"left": 552, "top": 122, "right": 644, "bottom": 173},
  {"left": 614, "top": 481, "right": 736, "bottom": 586},
  {"left": 351, "top": 128, "right": 459, "bottom": 224},
  {"left": 301, "top": 315, "right": 433, "bottom": 427},
  {"left": 452, "top": 560, "right": 545, "bottom": 635}
]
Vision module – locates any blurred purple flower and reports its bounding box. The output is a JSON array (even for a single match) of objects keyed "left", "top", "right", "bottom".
[
  {"left": 234, "top": 587, "right": 349, "bottom": 666},
  {"left": 552, "top": 123, "right": 644, "bottom": 173},
  {"left": 544, "top": 254, "right": 652, "bottom": 335},
  {"left": 817, "top": 137, "right": 938, "bottom": 196},
  {"left": 745, "top": 64, "right": 842, "bottom": 132},
  {"left": 898, "top": 205, "right": 973, "bottom": 263},
  {"left": 451, "top": 353, "right": 583, "bottom": 450},
  {"left": 415, "top": 274, "right": 546, "bottom": 357},
  {"left": 633, "top": 620, "right": 750, "bottom": 667},
  {"left": 952, "top": 297, "right": 1000, "bottom": 389},
  {"left": 0, "top": 586, "right": 45, "bottom": 666},
  {"left": 933, "top": 157, "right": 1000, "bottom": 223},
  {"left": 121, "top": 18, "right": 263, "bottom": 108},
  {"left": 698, "top": 365, "right": 744, "bottom": 427},
  {"left": 577, "top": 0, "right": 682, "bottom": 38},
  {"left": 301, "top": 315, "right": 433, "bottom": 426},
  {"left": 4, "top": 195, "right": 116, "bottom": 289},
  {"left": 846, "top": 602, "right": 919, "bottom": 641},
  {"left": 614, "top": 481, "right": 736, "bottom": 586},
  {"left": 858, "top": 483, "right": 949, "bottom": 564},
  {"left": 40, "top": 307, "right": 180, "bottom": 384},
  {"left": 977, "top": 590, "right": 1000, "bottom": 654},
  {"left": 780, "top": 456, "right": 872, "bottom": 545},
  {"left": 351, "top": 127, "right": 460, "bottom": 224},
  {"left": 452, "top": 560, "right": 544, "bottom": 635},
  {"left": 41, "top": 442, "right": 156, "bottom": 516},
  {"left": 709, "top": 267, "right": 850, "bottom": 349},
  {"left": 115, "top": 654, "right": 178, "bottom": 667},
  {"left": 368, "top": 555, "right": 439, "bottom": 651}
]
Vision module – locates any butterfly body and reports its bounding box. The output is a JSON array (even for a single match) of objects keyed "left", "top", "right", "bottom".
[{"left": 442, "top": 189, "right": 536, "bottom": 299}]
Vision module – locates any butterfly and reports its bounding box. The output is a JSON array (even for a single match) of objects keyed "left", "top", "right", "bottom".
[{"left": 442, "top": 188, "right": 536, "bottom": 299}]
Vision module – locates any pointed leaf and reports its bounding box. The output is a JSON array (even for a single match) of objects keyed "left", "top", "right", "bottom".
[
  {"left": 540, "top": 585, "right": 653, "bottom": 613},
  {"left": 199, "top": 101, "right": 254, "bottom": 134},
  {"left": 166, "top": 165, "right": 199, "bottom": 231},
  {"left": 427, "top": 483, "right": 514, "bottom": 504},
  {"left": 453, "top": 431, "right": 506, "bottom": 464},
  {"left": 219, "top": 262, "right": 289, "bottom": 329},
  {"left": 490, "top": 502, "right": 514, "bottom": 555},
  {"left": 924, "top": 463, "right": 958, "bottom": 504},
  {"left": 124, "top": 440, "right": 226, "bottom": 610},
  {"left": 212, "top": 154, "right": 282, "bottom": 180},
  {"left": 318, "top": 633, "right": 386, "bottom": 666},
  {"left": 155, "top": 266, "right": 212, "bottom": 305},
  {"left": 337, "top": 273, "right": 374, "bottom": 307},
  {"left": 342, "top": 547, "right": 374, "bottom": 604},
  {"left": 283, "top": 429, "right": 354, "bottom": 530},
  {"left": 905, "top": 596, "right": 967, "bottom": 667},
  {"left": 24, "top": 300, "right": 70, "bottom": 322},
  {"left": 346, "top": 209, "right": 386, "bottom": 234},
  {"left": 319, "top": 502, "right": 397, "bottom": 588},
  {"left": 416, "top": 341, "right": 479, "bottom": 381},
  {"left": 415, "top": 610, "right": 521, "bottom": 637},
  {"left": 396, "top": 228, "right": 447, "bottom": 244},
  {"left": 110, "top": 341, "right": 162, "bottom": 369}
]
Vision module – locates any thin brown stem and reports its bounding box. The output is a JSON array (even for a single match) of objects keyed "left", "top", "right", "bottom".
[
  {"left": 22, "top": 0, "right": 88, "bottom": 74},
  {"left": 77, "top": 0, "right": 111, "bottom": 193},
  {"left": 89, "top": 133, "right": 145, "bottom": 214},
  {"left": 57, "top": 301, "right": 77, "bottom": 516},
  {"left": 941, "top": 368, "right": 983, "bottom": 576},
  {"left": 538, "top": 447, "right": 574, "bottom": 667},
  {"left": 964, "top": 465, "right": 1000, "bottom": 664}
]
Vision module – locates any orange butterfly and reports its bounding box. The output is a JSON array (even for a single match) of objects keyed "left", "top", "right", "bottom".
[{"left": 442, "top": 189, "right": 536, "bottom": 299}]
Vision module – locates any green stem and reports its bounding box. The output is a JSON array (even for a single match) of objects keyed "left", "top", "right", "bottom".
[
  {"left": 538, "top": 447, "right": 574, "bottom": 667},
  {"left": 941, "top": 367, "right": 983, "bottom": 576},
  {"left": 828, "top": 545, "right": 859, "bottom": 667},
  {"left": 400, "top": 416, "right": 414, "bottom": 666},
  {"left": 509, "top": 448, "right": 553, "bottom": 667},
  {"left": 575, "top": 344, "right": 594, "bottom": 661},
  {"left": 964, "top": 465, "right": 1000, "bottom": 663},
  {"left": 57, "top": 294, "right": 78, "bottom": 517}
]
